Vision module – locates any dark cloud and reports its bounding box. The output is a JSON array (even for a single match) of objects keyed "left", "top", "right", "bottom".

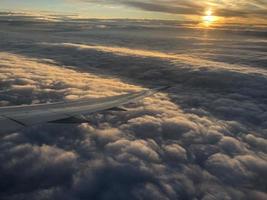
[
  {"left": 0, "top": 14, "right": 267, "bottom": 200},
  {"left": 117, "top": 0, "right": 202, "bottom": 15},
  {"left": 0, "top": 141, "right": 77, "bottom": 197},
  {"left": 77, "top": 0, "right": 267, "bottom": 19}
]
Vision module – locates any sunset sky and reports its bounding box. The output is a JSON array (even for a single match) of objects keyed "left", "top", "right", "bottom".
[
  {"left": 1, "top": 0, "right": 267, "bottom": 25},
  {"left": 1, "top": 1, "right": 267, "bottom": 200}
]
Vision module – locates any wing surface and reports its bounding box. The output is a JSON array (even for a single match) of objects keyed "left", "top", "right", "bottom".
[{"left": 0, "top": 86, "right": 168, "bottom": 133}]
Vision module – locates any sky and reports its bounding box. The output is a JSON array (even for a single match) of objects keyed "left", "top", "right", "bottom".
[{"left": 1, "top": 0, "right": 267, "bottom": 25}]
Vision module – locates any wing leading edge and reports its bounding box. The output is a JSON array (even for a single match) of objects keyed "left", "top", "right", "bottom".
[{"left": 0, "top": 86, "right": 169, "bottom": 134}]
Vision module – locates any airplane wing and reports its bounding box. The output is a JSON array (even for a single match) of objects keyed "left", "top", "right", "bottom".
[{"left": 0, "top": 86, "right": 169, "bottom": 134}]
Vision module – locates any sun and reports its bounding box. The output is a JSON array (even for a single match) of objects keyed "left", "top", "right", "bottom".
[{"left": 202, "top": 9, "right": 216, "bottom": 26}]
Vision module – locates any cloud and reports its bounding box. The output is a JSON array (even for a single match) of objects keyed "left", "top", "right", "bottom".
[
  {"left": 0, "top": 141, "right": 77, "bottom": 196},
  {"left": 243, "top": 134, "right": 267, "bottom": 153},
  {"left": 75, "top": 0, "right": 267, "bottom": 19},
  {"left": 1, "top": 50, "right": 266, "bottom": 199},
  {"left": 163, "top": 144, "right": 187, "bottom": 162},
  {"left": 206, "top": 153, "right": 251, "bottom": 186},
  {"left": 0, "top": 16, "right": 267, "bottom": 199},
  {"left": 218, "top": 136, "right": 247, "bottom": 155}
]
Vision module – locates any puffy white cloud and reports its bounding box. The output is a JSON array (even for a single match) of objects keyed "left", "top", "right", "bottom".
[
  {"left": 163, "top": 144, "right": 187, "bottom": 162},
  {"left": 205, "top": 153, "right": 251, "bottom": 186},
  {"left": 219, "top": 136, "right": 247, "bottom": 155},
  {"left": 243, "top": 134, "right": 267, "bottom": 153}
]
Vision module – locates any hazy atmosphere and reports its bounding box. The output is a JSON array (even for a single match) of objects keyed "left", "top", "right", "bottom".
[{"left": 0, "top": 1, "right": 267, "bottom": 200}]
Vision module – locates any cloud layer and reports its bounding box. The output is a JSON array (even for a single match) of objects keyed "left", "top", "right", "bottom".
[{"left": 0, "top": 15, "right": 267, "bottom": 200}]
